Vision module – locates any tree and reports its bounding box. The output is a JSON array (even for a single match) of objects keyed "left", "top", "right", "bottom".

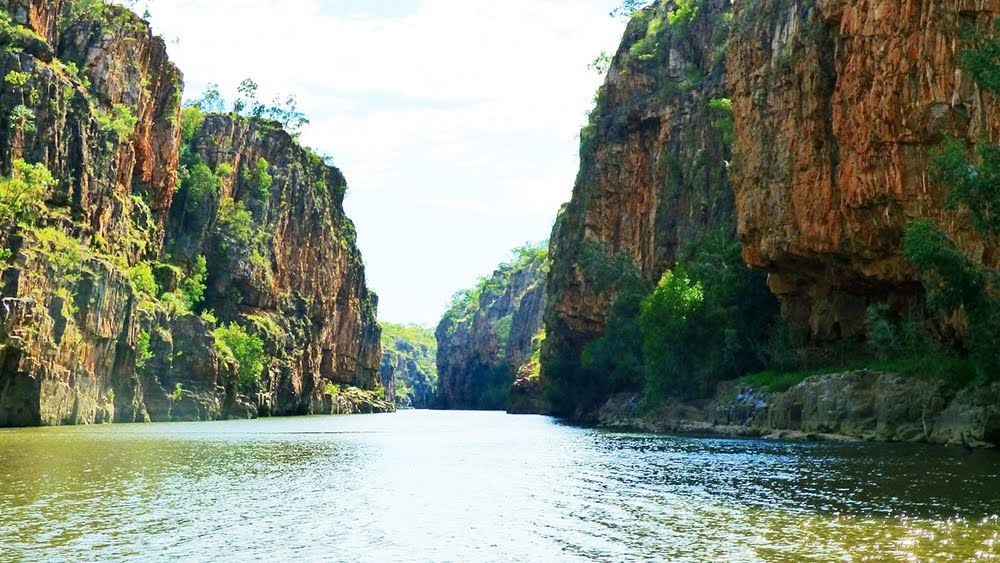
[
  {"left": 900, "top": 27, "right": 1000, "bottom": 380},
  {"left": 214, "top": 322, "right": 266, "bottom": 387},
  {"left": 0, "top": 159, "right": 53, "bottom": 230}
]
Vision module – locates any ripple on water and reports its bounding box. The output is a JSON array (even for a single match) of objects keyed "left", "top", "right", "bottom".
[{"left": 0, "top": 411, "right": 998, "bottom": 561}]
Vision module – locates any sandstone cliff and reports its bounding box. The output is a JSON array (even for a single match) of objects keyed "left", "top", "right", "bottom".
[
  {"left": 379, "top": 323, "right": 437, "bottom": 409},
  {"left": 541, "top": 0, "right": 738, "bottom": 405},
  {"left": 0, "top": 1, "right": 386, "bottom": 426},
  {"left": 728, "top": 0, "right": 1000, "bottom": 339},
  {"left": 436, "top": 246, "right": 547, "bottom": 410}
]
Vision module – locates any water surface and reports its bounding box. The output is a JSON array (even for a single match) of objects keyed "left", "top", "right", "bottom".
[{"left": 1, "top": 411, "right": 998, "bottom": 561}]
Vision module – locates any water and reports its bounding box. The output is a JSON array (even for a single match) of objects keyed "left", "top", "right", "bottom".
[{"left": 1, "top": 411, "right": 998, "bottom": 561}]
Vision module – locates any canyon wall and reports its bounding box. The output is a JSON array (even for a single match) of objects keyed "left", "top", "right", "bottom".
[
  {"left": 436, "top": 249, "right": 547, "bottom": 410},
  {"left": 0, "top": 1, "right": 385, "bottom": 426},
  {"left": 541, "top": 0, "right": 736, "bottom": 394},
  {"left": 728, "top": 0, "right": 1000, "bottom": 339}
]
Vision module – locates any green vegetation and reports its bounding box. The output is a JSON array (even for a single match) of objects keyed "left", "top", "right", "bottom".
[
  {"left": 178, "top": 255, "right": 207, "bottom": 310},
  {"left": 244, "top": 157, "right": 272, "bottom": 202},
  {"left": 0, "top": 159, "right": 53, "bottom": 230},
  {"left": 380, "top": 323, "right": 437, "bottom": 408},
  {"left": 171, "top": 382, "right": 183, "bottom": 402},
  {"left": 667, "top": 0, "right": 701, "bottom": 28},
  {"left": 709, "top": 98, "right": 734, "bottom": 145},
  {"left": 135, "top": 329, "right": 152, "bottom": 370},
  {"left": 63, "top": 0, "right": 107, "bottom": 28},
  {"left": 588, "top": 51, "right": 613, "bottom": 75},
  {"left": 891, "top": 28, "right": 1000, "bottom": 383},
  {"left": 545, "top": 230, "right": 780, "bottom": 415},
  {"left": 95, "top": 103, "right": 139, "bottom": 140},
  {"left": 127, "top": 261, "right": 157, "bottom": 296},
  {"left": 187, "top": 81, "right": 310, "bottom": 136},
  {"left": 5, "top": 70, "right": 30, "bottom": 87},
  {"left": 438, "top": 241, "right": 549, "bottom": 410},
  {"left": 629, "top": 12, "right": 665, "bottom": 61},
  {"left": 961, "top": 19, "right": 1000, "bottom": 93},
  {"left": 611, "top": 0, "right": 653, "bottom": 19},
  {"left": 32, "top": 227, "right": 85, "bottom": 283},
  {"left": 9, "top": 105, "right": 36, "bottom": 134},
  {"left": 214, "top": 323, "right": 266, "bottom": 388},
  {"left": 443, "top": 241, "right": 548, "bottom": 327}
]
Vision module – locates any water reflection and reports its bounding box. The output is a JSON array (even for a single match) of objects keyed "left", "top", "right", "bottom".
[{"left": 0, "top": 411, "right": 998, "bottom": 561}]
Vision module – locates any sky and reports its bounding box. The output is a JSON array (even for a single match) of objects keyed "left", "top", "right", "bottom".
[{"left": 138, "top": 0, "right": 630, "bottom": 327}]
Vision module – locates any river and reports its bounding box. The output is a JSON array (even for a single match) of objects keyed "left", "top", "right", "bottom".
[{"left": 0, "top": 410, "right": 998, "bottom": 561}]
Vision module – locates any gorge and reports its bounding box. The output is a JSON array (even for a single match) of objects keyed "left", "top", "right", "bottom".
[{"left": 0, "top": 0, "right": 388, "bottom": 426}]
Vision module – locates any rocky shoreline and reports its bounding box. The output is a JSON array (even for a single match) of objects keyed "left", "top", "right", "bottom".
[{"left": 596, "top": 371, "right": 1000, "bottom": 449}]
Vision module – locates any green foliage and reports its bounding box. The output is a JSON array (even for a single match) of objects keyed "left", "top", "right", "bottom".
[
  {"left": 588, "top": 51, "right": 612, "bottom": 75},
  {"left": 495, "top": 314, "right": 512, "bottom": 352},
  {"left": 127, "top": 261, "right": 158, "bottom": 296},
  {"left": 171, "top": 383, "right": 183, "bottom": 402},
  {"left": 442, "top": 241, "right": 549, "bottom": 325},
  {"left": 247, "top": 157, "right": 272, "bottom": 201},
  {"left": 639, "top": 231, "right": 778, "bottom": 402},
  {"left": 0, "top": 159, "right": 53, "bottom": 229},
  {"left": 962, "top": 19, "right": 1000, "bottom": 94},
  {"left": 639, "top": 267, "right": 705, "bottom": 401},
  {"left": 179, "top": 255, "right": 207, "bottom": 310},
  {"left": 135, "top": 329, "right": 152, "bottom": 370},
  {"left": 62, "top": 61, "right": 91, "bottom": 90},
  {"left": 611, "top": 0, "right": 653, "bottom": 20},
  {"left": 10, "top": 104, "right": 35, "bottom": 133},
  {"left": 215, "top": 198, "right": 263, "bottom": 251},
  {"left": 63, "top": 0, "right": 106, "bottom": 28},
  {"left": 214, "top": 322, "right": 266, "bottom": 388},
  {"left": 216, "top": 162, "right": 235, "bottom": 177},
  {"left": 186, "top": 84, "right": 224, "bottom": 113},
  {"left": 547, "top": 241, "right": 650, "bottom": 415},
  {"left": 629, "top": 13, "right": 665, "bottom": 61},
  {"left": 95, "top": 103, "right": 139, "bottom": 140},
  {"left": 929, "top": 140, "right": 1000, "bottom": 237},
  {"left": 667, "top": 0, "right": 701, "bottom": 28},
  {"left": 903, "top": 219, "right": 999, "bottom": 379},
  {"left": 380, "top": 322, "right": 438, "bottom": 408},
  {"left": 4, "top": 70, "right": 30, "bottom": 87},
  {"left": 187, "top": 81, "right": 310, "bottom": 135},
  {"left": 899, "top": 58, "right": 1000, "bottom": 381},
  {"left": 325, "top": 383, "right": 341, "bottom": 395},
  {"left": 180, "top": 162, "right": 218, "bottom": 216},
  {"left": 709, "top": 97, "right": 734, "bottom": 145},
  {"left": 32, "top": 227, "right": 83, "bottom": 281},
  {"left": 865, "top": 304, "right": 931, "bottom": 361},
  {"left": 180, "top": 106, "right": 205, "bottom": 146},
  {"left": 547, "top": 230, "right": 779, "bottom": 413}
]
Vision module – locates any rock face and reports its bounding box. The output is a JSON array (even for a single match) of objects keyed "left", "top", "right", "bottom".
[
  {"left": 436, "top": 249, "right": 547, "bottom": 410},
  {"left": 598, "top": 371, "right": 1000, "bottom": 448},
  {"left": 379, "top": 323, "right": 437, "bottom": 409},
  {"left": 542, "top": 0, "right": 735, "bottom": 387},
  {"left": 0, "top": 2, "right": 385, "bottom": 427},
  {"left": 728, "top": 0, "right": 1000, "bottom": 339},
  {"left": 169, "top": 114, "right": 383, "bottom": 417}
]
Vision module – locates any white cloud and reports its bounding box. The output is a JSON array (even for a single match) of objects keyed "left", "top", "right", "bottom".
[{"left": 142, "top": 0, "right": 626, "bottom": 325}]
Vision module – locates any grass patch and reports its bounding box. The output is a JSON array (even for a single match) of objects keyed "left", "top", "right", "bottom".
[{"left": 741, "top": 355, "right": 980, "bottom": 393}]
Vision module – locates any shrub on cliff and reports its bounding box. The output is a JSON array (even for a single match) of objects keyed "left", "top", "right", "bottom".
[
  {"left": 547, "top": 230, "right": 779, "bottom": 412},
  {"left": 214, "top": 323, "right": 266, "bottom": 388},
  {"left": 899, "top": 30, "right": 1000, "bottom": 381},
  {"left": 640, "top": 231, "right": 778, "bottom": 402},
  {"left": 0, "top": 159, "right": 53, "bottom": 230}
]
